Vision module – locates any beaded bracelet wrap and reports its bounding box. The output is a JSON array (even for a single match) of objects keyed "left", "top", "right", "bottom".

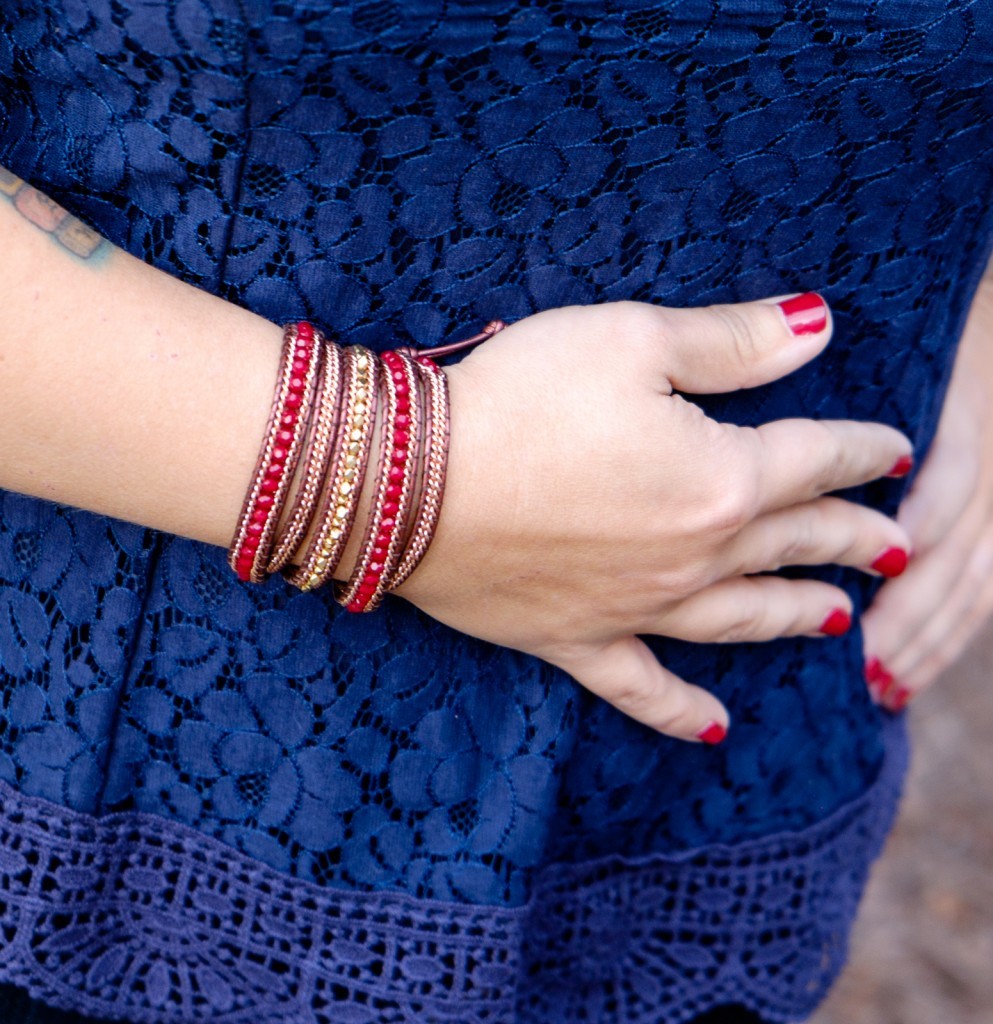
[
  {"left": 230, "top": 318, "right": 504, "bottom": 608},
  {"left": 285, "top": 345, "right": 378, "bottom": 592},
  {"left": 228, "top": 321, "right": 323, "bottom": 583},
  {"left": 335, "top": 348, "right": 421, "bottom": 613},
  {"left": 266, "top": 339, "right": 343, "bottom": 574}
]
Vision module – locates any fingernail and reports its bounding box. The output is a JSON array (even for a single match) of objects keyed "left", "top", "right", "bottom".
[
  {"left": 870, "top": 547, "right": 909, "bottom": 577},
  {"left": 778, "top": 292, "right": 827, "bottom": 336},
  {"left": 697, "top": 721, "right": 728, "bottom": 745},
  {"left": 865, "top": 657, "right": 895, "bottom": 702},
  {"left": 819, "top": 608, "right": 852, "bottom": 636},
  {"left": 886, "top": 686, "right": 912, "bottom": 712},
  {"left": 887, "top": 454, "right": 914, "bottom": 478}
]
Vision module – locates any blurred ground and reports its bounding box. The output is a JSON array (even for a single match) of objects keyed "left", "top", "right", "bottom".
[{"left": 813, "top": 631, "right": 993, "bottom": 1024}]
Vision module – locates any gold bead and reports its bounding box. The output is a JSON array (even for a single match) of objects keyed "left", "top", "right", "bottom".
[
  {"left": 345, "top": 455, "right": 357, "bottom": 468},
  {"left": 334, "top": 505, "right": 348, "bottom": 520},
  {"left": 340, "top": 482, "right": 352, "bottom": 496},
  {"left": 355, "top": 388, "right": 368, "bottom": 402},
  {"left": 357, "top": 355, "right": 369, "bottom": 371},
  {"left": 350, "top": 429, "right": 362, "bottom": 442},
  {"left": 343, "top": 468, "right": 355, "bottom": 481},
  {"left": 329, "top": 528, "right": 342, "bottom": 540},
  {"left": 315, "top": 558, "right": 327, "bottom": 572},
  {"left": 348, "top": 442, "right": 360, "bottom": 456}
]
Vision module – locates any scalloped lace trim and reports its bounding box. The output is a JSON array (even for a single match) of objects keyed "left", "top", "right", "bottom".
[{"left": 0, "top": 718, "right": 906, "bottom": 1024}]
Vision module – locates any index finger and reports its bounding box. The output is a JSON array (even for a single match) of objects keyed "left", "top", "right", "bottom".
[{"left": 747, "top": 418, "right": 913, "bottom": 514}]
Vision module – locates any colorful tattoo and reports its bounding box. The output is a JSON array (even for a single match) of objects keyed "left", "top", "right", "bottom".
[{"left": 0, "top": 165, "right": 110, "bottom": 262}]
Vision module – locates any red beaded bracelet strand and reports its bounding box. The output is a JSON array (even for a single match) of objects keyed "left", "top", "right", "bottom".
[
  {"left": 267, "top": 339, "right": 344, "bottom": 574},
  {"left": 228, "top": 321, "right": 322, "bottom": 583},
  {"left": 389, "top": 354, "right": 450, "bottom": 592}
]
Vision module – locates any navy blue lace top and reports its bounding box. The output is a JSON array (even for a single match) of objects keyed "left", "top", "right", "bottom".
[{"left": 1, "top": 2, "right": 992, "bottom": 1022}]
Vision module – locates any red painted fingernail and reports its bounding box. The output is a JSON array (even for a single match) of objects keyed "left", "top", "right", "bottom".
[
  {"left": 886, "top": 686, "right": 912, "bottom": 712},
  {"left": 697, "top": 722, "right": 727, "bottom": 745},
  {"left": 820, "top": 608, "right": 852, "bottom": 636},
  {"left": 887, "top": 454, "right": 914, "bottom": 478},
  {"left": 870, "top": 547, "right": 909, "bottom": 577},
  {"left": 778, "top": 292, "right": 827, "bottom": 336},
  {"left": 864, "top": 657, "right": 886, "bottom": 684}
]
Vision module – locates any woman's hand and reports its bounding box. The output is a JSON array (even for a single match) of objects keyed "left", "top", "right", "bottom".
[
  {"left": 397, "top": 295, "right": 913, "bottom": 742},
  {"left": 862, "top": 277, "right": 993, "bottom": 711}
]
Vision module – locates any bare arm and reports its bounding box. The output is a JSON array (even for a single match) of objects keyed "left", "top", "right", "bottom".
[{"left": 0, "top": 166, "right": 338, "bottom": 561}]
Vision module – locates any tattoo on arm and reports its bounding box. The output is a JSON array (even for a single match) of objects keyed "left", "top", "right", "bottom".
[{"left": 0, "top": 165, "right": 111, "bottom": 262}]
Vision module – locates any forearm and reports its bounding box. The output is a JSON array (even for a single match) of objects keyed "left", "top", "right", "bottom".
[{"left": 0, "top": 167, "right": 355, "bottom": 569}]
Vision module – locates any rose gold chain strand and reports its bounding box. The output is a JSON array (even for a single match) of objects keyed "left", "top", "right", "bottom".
[
  {"left": 389, "top": 356, "right": 449, "bottom": 590},
  {"left": 363, "top": 349, "right": 421, "bottom": 608},
  {"left": 267, "top": 339, "right": 344, "bottom": 573},
  {"left": 335, "top": 353, "right": 398, "bottom": 611},
  {"left": 285, "top": 345, "right": 378, "bottom": 591}
]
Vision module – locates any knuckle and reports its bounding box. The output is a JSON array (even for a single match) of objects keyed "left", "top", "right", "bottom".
[
  {"left": 656, "top": 561, "right": 717, "bottom": 599},
  {"left": 614, "top": 301, "right": 663, "bottom": 357},
  {"left": 713, "top": 599, "right": 767, "bottom": 644},
  {"left": 703, "top": 476, "right": 756, "bottom": 535},
  {"left": 711, "top": 306, "right": 765, "bottom": 379},
  {"left": 652, "top": 689, "right": 699, "bottom": 735}
]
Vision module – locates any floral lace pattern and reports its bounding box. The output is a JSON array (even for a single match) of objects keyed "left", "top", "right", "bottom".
[
  {"left": 0, "top": 716, "right": 904, "bottom": 1023},
  {"left": 0, "top": 0, "right": 991, "bottom": 1018}
]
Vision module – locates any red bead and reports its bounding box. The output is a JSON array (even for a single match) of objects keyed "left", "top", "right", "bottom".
[
  {"left": 260, "top": 477, "right": 279, "bottom": 495},
  {"left": 367, "top": 561, "right": 383, "bottom": 575},
  {"left": 386, "top": 484, "right": 402, "bottom": 500},
  {"left": 394, "top": 429, "right": 409, "bottom": 447},
  {"left": 382, "top": 501, "right": 398, "bottom": 516},
  {"left": 277, "top": 429, "right": 294, "bottom": 445},
  {"left": 379, "top": 518, "right": 395, "bottom": 532},
  {"left": 375, "top": 533, "right": 391, "bottom": 549},
  {"left": 297, "top": 321, "right": 313, "bottom": 337},
  {"left": 267, "top": 464, "right": 284, "bottom": 481},
  {"left": 247, "top": 522, "right": 264, "bottom": 536},
  {"left": 372, "top": 546, "right": 387, "bottom": 561},
  {"left": 289, "top": 376, "right": 305, "bottom": 391},
  {"left": 271, "top": 446, "right": 287, "bottom": 463},
  {"left": 391, "top": 369, "right": 405, "bottom": 383},
  {"left": 292, "top": 358, "right": 307, "bottom": 374},
  {"left": 389, "top": 466, "right": 404, "bottom": 482},
  {"left": 281, "top": 411, "right": 298, "bottom": 427},
  {"left": 256, "top": 493, "right": 274, "bottom": 509},
  {"left": 347, "top": 599, "right": 365, "bottom": 613},
  {"left": 395, "top": 414, "right": 410, "bottom": 429},
  {"left": 242, "top": 534, "right": 260, "bottom": 551},
  {"left": 396, "top": 396, "right": 410, "bottom": 414},
  {"left": 382, "top": 350, "right": 399, "bottom": 364},
  {"left": 251, "top": 508, "right": 268, "bottom": 524},
  {"left": 392, "top": 449, "right": 407, "bottom": 466},
  {"left": 394, "top": 381, "right": 409, "bottom": 397},
  {"left": 285, "top": 392, "right": 302, "bottom": 408}
]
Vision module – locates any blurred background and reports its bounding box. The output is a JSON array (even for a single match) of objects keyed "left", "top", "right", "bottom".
[{"left": 814, "top": 632, "right": 993, "bottom": 1024}]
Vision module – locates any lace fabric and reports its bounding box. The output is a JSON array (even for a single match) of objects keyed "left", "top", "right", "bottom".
[
  {"left": 0, "top": 0, "right": 992, "bottom": 1019},
  {"left": 0, "top": 716, "right": 905, "bottom": 1023}
]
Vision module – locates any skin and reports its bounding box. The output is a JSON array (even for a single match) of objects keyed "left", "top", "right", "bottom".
[
  {"left": 862, "top": 270, "right": 993, "bottom": 708},
  {"left": 0, "top": 166, "right": 913, "bottom": 743}
]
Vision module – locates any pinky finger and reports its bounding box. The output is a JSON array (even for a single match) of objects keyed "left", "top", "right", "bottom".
[
  {"left": 545, "top": 635, "right": 730, "bottom": 744},
  {"left": 658, "top": 575, "right": 853, "bottom": 644}
]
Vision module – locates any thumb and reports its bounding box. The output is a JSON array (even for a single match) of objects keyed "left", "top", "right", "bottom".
[
  {"left": 547, "top": 635, "right": 730, "bottom": 744},
  {"left": 652, "top": 292, "right": 832, "bottom": 395}
]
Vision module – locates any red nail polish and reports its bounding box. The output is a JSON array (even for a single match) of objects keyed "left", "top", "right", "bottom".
[
  {"left": 820, "top": 608, "right": 852, "bottom": 636},
  {"left": 778, "top": 292, "right": 827, "bottom": 336},
  {"left": 871, "top": 547, "right": 909, "bottom": 577},
  {"left": 887, "top": 454, "right": 914, "bottom": 478},
  {"left": 697, "top": 722, "right": 727, "bottom": 745},
  {"left": 887, "top": 686, "right": 912, "bottom": 712},
  {"left": 864, "top": 657, "right": 886, "bottom": 684}
]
